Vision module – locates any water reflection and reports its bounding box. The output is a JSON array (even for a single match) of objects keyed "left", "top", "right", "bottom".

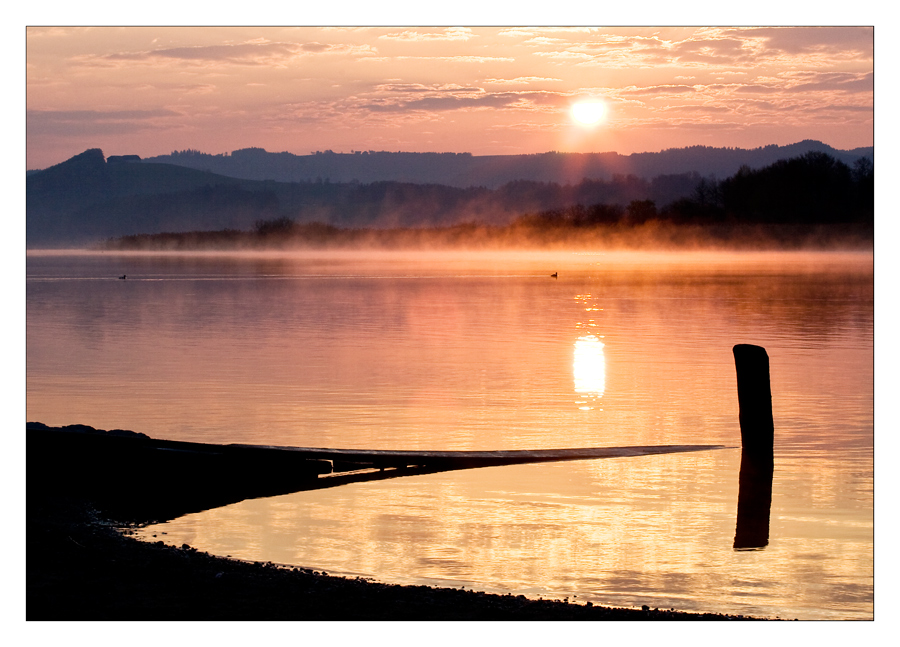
[
  {"left": 732, "top": 344, "right": 776, "bottom": 551},
  {"left": 27, "top": 250, "right": 873, "bottom": 619},
  {"left": 573, "top": 335, "right": 606, "bottom": 410},
  {"left": 733, "top": 451, "right": 774, "bottom": 550}
]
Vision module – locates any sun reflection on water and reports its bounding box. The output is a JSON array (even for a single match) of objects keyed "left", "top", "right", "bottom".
[{"left": 573, "top": 334, "right": 606, "bottom": 409}]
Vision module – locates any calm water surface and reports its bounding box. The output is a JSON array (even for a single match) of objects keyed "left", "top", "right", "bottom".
[{"left": 26, "top": 249, "right": 873, "bottom": 619}]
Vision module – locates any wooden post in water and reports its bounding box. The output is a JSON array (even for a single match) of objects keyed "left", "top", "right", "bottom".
[
  {"left": 733, "top": 344, "right": 774, "bottom": 457},
  {"left": 732, "top": 344, "right": 774, "bottom": 550}
]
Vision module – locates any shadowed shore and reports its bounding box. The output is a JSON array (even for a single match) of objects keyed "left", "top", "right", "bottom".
[
  {"left": 26, "top": 423, "right": 728, "bottom": 525},
  {"left": 26, "top": 424, "right": 765, "bottom": 621}
]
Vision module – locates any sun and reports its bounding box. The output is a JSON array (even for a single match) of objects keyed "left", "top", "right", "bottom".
[{"left": 571, "top": 101, "right": 606, "bottom": 126}]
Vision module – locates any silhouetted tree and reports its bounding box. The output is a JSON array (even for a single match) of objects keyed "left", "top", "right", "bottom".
[
  {"left": 852, "top": 157, "right": 874, "bottom": 216},
  {"left": 254, "top": 216, "right": 296, "bottom": 236},
  {"left": 692, "top": 176, "right": 722, "bottom": 209},
  {"left": 625, "top": 200, "right": 657, "bottom": 224},
  {"left": 720, "top": 151, "right": 863, "bottom": 224}
]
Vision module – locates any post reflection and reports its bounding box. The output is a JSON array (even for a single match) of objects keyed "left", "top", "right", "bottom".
[
  {"left": 573, "top": 334, "right": 606, "bottom": 409},
  {"left": 732, "top": 344, "right": 776, "bottom": 551},
  {"left": 733, "top": 451, "right": 774, "bottom": 550}
]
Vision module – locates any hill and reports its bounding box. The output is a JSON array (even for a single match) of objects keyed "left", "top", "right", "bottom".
[
  {"left": 27, "top": 149, "right": 708, "bottom": 247},
  {"left": 27, "top": 149, "right": 273, "bottom": 247},
  {"left": 135, "top": 141, "right": 873, "bottom": 189},
  {"left": 27, "top": 145, "right": 874, "bottom": 248}
]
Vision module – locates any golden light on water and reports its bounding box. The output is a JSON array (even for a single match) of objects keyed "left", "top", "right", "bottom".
[
  {"left": 58, "top": 250, "right": 870, "bottom": 620},
  {"left": 573, "top": 334, "right": 606, "bottom": 408}
]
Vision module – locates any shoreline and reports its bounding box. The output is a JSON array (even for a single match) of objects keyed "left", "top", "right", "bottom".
[
  {"left": 26, "top": 425, "right": 771, "bottom": 620},
  {"left": 95, "top": 221, "right": 874, "bottom": 254},
  {"left": 27, "top": 494, "right": 767, "bottom": 621}
]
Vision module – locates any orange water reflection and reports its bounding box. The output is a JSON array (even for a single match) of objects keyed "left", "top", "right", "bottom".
[
  {"left": 134, "top": 449, "right": 872, "bottom": 619},
  {"left": 28, "top": 250, "right": 873, "bottom": 619}
]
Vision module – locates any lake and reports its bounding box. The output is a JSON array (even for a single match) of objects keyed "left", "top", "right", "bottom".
[{"left": 25, "top": 249, "right": 873, "bottom": 620}]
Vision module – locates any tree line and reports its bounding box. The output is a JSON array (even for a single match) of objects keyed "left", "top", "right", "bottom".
[
  {"left": 518, "top": 151, "right": 872, "bottom": 229},
  {"left": 97, "top": 150, "right": 873, "bottom": 251}
]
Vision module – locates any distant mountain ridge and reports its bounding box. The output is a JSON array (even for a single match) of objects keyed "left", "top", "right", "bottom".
[
  {"left": 23, "top": 148, "right": 703, "bottom": 246},
  {"left": 26, "top": 143, "right": 874, "bottom": 248},
  {"left": 132, "top": 140, "right": 873, "bottom": 189}
]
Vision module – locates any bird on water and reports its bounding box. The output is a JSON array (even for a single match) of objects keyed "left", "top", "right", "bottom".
[
  {"left": 119, "top": 275, "right": 126, "bottom": 280},
  {"left": 550, "top": 272, "right": 558, "bottom": 278}
]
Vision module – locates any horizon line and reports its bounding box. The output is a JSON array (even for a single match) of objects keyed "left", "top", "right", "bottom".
[{"left": 29, "top": 138, "right": 875, "bottom": 172}]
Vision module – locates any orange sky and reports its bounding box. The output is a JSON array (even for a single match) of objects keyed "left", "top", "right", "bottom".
[{"left": 26, "top": 26, "right": 874, "bottom": 170}]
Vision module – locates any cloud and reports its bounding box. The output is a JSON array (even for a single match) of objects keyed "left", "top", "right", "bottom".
[
  {"left": 298, "top": 42, "right": 332, "bottom": 53},
  {"left": 732, "top": 72, "right": 873, "bottom": 96},
  {"left": 539, "top": 27, "right": 871, "bottom": 70},
  {"left": 27, "top": 108, "right": 181, "bottom": 136},
  {"left": 659, "top": 104, "right": 733, "bottom": 114},
  {"left": 670, "top": 37, "right": 756, "bottom": 65},
  {"left": 576, "top": 34, "right": 666, "bottom": 52},
  {"left": 532, "top": 51, "right": 594, "bottom": 61},
  {"left": 28, "top": 108, "right": 180, "bottom": 121},
  {"left": 352, "top": 87, "right": 564, "bottom": 115},
  {"left": 484, "top": 77, "right": 564, "bottom": 85},
  {"left": 728, "top": 27, "right": 873, "bottom": 57},
  {"left": 109, "top": 42, "right": 300, "bottom": 64},
  {"left": 387, "top": 55, "right": 515, "bottom": 64},
  {"left": 26, "top": 27, "right": 84, "bottom": 38},
  {"left": 782, "top": 72, "right": 874, "bottom": 94},
  {"left": 525, "top": 32, "right": 758, "bottom": 69},
  {"left": 734, "top": 85, "right": 778, "bottom": 94},
  {"left": 361, "top": 93, "right": 524, "bottom": 113},
  {"left": 521, "top": 37, "right": 566, "bottom": 46},
  {"left": 75, "top": 40, "right": 377, "bottom": 68},
  {"left": 497, "top": 28, "right": 538, "bottom": 38},
  {"left": 808, "top": 104, "right": 874, "bottom": 113},
  {"left": 619, "top": 85, "right": 698, "bottom": 96},
  {"left": 379, "top": 27, "right": 475, "bottom": 42},
  {"left": 374, "top": 83, "right": 483, "bottom": 94},
  {"left": 734, "top": 98, "right": 781, "bottom": 109},
  {"left": 373, "top": 83, "right": 437, "bottom": 93}
]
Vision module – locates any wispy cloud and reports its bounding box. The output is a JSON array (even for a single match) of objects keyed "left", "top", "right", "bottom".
[
  {"left": 28, "top": 108, "right": 180, "bottom": 121},
  {"left": 356, "top": 89, "right": 563, "bottom": 114},
  {"left": 517, "top": 27, "right": 872, "bottom": 72},
  {"left": 782, "top": 72, "right": 874, "bottom": 94},
  {"left": 484, "top": 76, "right": 564, "bottom": 85},
  {"left": 659, "top": 104, "right": 734, "bottom": 114},
  {"left": 733, "top": 71, "right": 873, "bottom": 96},
  {"left": 27, "top": 108, "right": 181, "bottom": 136},
  {"left": 373, "top": 83, "right": 484, "bottom": 94},
  {"left": 73, "top": 40, "right": 377, "bottom": 68},
  {"left": 727, "top": 27, "right": 873, "bottom": 57},
  {"left": 669, "top": 37, "right": 759, "bottom": 65},
  {"left": 532, "top": 51, "right": 594, "bottom": 62},
  {"left": 378, "top": 27, "right": 475, "bottom": 42},
  {"left": 383, "top": 56, "right": 516, "bottom": 64},
  {"left": 619, "top": 85, "right": 699, "bottom": 96},
  {"left": 361, "top": 94, "right": 523, "bottom": 113},
  {"left": 497, "top": 28, "right": 538, "bottom": 38}
]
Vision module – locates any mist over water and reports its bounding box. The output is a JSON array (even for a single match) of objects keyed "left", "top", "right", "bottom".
[{"left": 26, "top": 248, "right": 873, "bottom": 619}]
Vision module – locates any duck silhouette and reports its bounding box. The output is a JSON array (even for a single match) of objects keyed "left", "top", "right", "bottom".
[
  {"left": 119, "top": 275, "right": 126, "bottom": 280},
  {"left": 550, "top": 272, "right": 558, "bottom": 278}
]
